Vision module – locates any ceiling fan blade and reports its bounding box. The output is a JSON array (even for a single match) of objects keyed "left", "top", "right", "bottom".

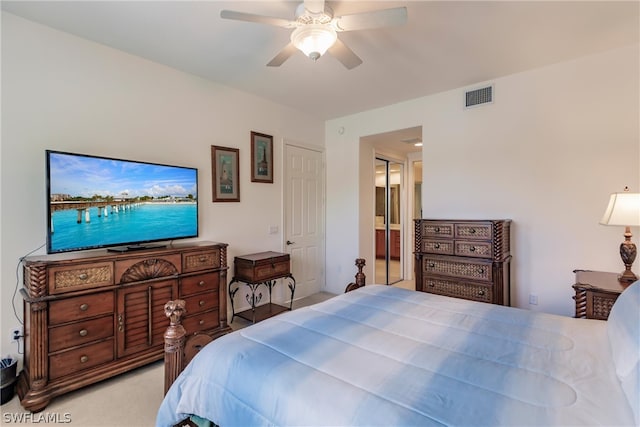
[
  {"left": 267, "top": 43, "right": 298, "bottom": 67},
  {"left": 333, "top": 7, "right": 408, "bottom": 32},
  {"left": 303, "top": 0, "right": 325, "bottom": 14},
  {"left": 327, "top": 38, "right": 363, "bottom": 70},
  {"left": 220, "top": 10, "right": 295, "bottom": 28}
]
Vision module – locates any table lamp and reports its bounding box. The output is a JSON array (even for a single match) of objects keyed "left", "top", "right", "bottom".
[{"left": 600, "top": 187, "right": 640, "bottom": 287}]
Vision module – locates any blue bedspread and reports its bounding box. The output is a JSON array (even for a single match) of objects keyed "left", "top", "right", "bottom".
[{"left": 157, "top": 285, "right": 636, "bottom": 426}]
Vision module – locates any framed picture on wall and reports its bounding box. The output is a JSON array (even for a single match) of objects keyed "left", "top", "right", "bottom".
[
  {"left": 250, "top": 131, "right": 273, "bottom": 183},
  {"left": 211, "top": 145, "right": 240, "bottom": 202}
]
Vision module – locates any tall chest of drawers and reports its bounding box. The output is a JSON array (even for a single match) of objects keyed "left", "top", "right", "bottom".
[
  {"left": 414, "top": 219, "right": 512, "bottom": 305},
  {"left": 17, "top": 241, "right": 230, "bottom": 412}
]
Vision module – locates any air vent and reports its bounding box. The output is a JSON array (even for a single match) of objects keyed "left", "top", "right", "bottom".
[{"left": 465, "top": 85, "right": 493, "bottom": 108}]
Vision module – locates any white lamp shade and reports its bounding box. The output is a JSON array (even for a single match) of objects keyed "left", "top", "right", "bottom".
[
  {"left": 600, "top": 192, "right": 640, "bottom": 226},
  {"left": 291, "top": 24, "right": 337, "bottom": 60}
]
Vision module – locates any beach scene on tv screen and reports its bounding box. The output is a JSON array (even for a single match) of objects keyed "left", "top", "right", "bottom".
[{"left": 48, "top": 152, "right": 198, "bottom": 252}]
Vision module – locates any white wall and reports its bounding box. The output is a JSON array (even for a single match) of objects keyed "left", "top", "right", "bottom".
[
  {"left": 0, "top": 13, "right": 325, "bottom": 357},
  {"left": 326, "top": 44, "right": 640, "bottom": 314}
]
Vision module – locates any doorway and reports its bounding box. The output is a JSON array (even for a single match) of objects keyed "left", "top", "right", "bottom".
[
  {"left": 283, "top": 141, "right": 325, "bottom": 300},
  {"left": 375, "top": 158, "right": 403, "bottom": 285},
  {"left": 360, "top": 126, "right": 422, "bottom": 288}
]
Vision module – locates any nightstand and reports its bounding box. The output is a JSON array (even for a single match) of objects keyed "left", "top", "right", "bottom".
[{"left": 572, "top": 270, "right": 624, "bottom": 320}]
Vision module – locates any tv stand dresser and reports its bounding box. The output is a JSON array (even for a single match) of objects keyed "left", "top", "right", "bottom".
[{"left": 17, "top": 241, "right": 230, "bottom": 412}]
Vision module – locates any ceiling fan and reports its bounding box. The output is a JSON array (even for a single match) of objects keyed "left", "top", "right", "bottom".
[{"left": 220, "top": 0, "right": 407, "bottom": 70}]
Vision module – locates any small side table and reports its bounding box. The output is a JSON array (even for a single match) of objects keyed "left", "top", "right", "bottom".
[
  {"left": 572, "top": 270, "right": 624, "bottom": 320},
  {"left": 228, "top": 251, "right": 296, "bottom": 323}
]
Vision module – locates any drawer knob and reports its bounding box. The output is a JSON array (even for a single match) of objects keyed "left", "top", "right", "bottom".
[
  {"left": 199, "top": 300, "right": 205, "bottom": 307},
  {"left": 78, "top": 273, "right": 88, "bottom": 280},
  {"left": 434, "top": 227, "right": 440, "bottom": 232},
  {"left": 470, "top": 228, "right": 476, "bottom": 234},
  {"left": 79, "top": 329, "right": 88, "bottom": 337},
  {"left": 79, "top": 303, "right": 89, "bottom": 311},
  {"left": 470, "top": 246, "right": 476, "bottom": 252},
  {"left": 434, "top": 243, "right": 440, "bottom": 249},
  {"left": 428, "top": 263, "right": 435, "bottom": 268},
  {"left": 199, "top": 319, "right": 205, "bottom": 325},
  {"left": 199, "top": 256, "right": 207, "bottom": 262},
  {"left": 478, "top": 290, "right": 485, "bottom": 296},
  {"left": 428, "top": 281, "right": 435, "bottom": 287},
  {"left": 198, "top": 281, "right": 206, "bottom": 287},
  {"left": 478, "top": 268, "right": 485, "bottom": 274},
  {"left": 80, "top": 355, "right": 89, "bottom": 363}
]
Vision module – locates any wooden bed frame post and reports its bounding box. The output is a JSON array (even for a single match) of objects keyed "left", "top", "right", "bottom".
[
  {"left": 344, "top": 258, "right": 366, "bottom": 293},
  {"left": 163, "top": 299, "right": 186, "bottom": 395}
]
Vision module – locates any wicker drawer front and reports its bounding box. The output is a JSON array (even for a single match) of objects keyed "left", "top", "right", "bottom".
[
  {"left": 423, "top": 257, "right": 492, "bottom": 282},
  {"left": 49, "top": 339, "right": 114, "bottom": 380},
  {"left": 423, "top": 277, "right": 493, "bottom": 303},
  {"left": 48, "top": 262, "right": 113, "bottom": 294},
  {"left": 454, "top": 241, "right": 493, "bottom": 259},
  {"left": 49, "top": 315, "right": 114, "bottom": 353},
  {"left": 422, "top": 240, "right": 454, "bottom": 255},
  {"left": 588, "top": 292, "right": 618, "bottom": 320},
  {"left": 182, "top": 291, "right": 219, "bottom": 315},
  {"left": 49, "top": 291, "right": 114, "bottom": 325},
  {"left": 183, "top": 249, "right": 220, "bottom": 273},
  {"left": 183, "top": 309, "right": 220, "bottom": 333},
  {"left": 421, "top": 222, "right": 454, "bottom": 239},
  {"left": 454, "top": 223, "right": 492, "bottom": 240},
  {"left": 180, "top": 273, "right": 219, "bottom": 296},
  {"left": 252, "top": 261, "right": 289, "bottom": 282}
]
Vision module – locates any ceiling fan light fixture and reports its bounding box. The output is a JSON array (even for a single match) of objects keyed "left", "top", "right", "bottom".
[{"left": 290, "top": 24, "right": 337, "bottom": 61}]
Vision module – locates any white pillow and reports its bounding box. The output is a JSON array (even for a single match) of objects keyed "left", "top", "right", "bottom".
[
  {"left": 607, "top": 280, "right": 640, "bottom": 424},
  {"left": 608, "top": 280, "right": 640, "bottom": 377}
]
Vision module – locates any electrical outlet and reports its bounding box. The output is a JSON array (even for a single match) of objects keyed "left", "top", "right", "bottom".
[
  {"left": 11, "top": 327, "right": 22, "bottom": 342},
  {"left": 529, "top": 294, "right": 538, "bottom": 305}
]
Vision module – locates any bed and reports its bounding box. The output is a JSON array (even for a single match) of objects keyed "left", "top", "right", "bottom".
[{"left": 157, "top": 261, "right": 639, "bottom": 427}]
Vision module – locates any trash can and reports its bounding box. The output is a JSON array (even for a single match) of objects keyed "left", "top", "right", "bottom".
[{"left": 1, "top": 357, "right": 18, "bottom": 405}]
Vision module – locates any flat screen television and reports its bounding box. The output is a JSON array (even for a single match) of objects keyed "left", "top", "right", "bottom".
[{"left": 46, "top": 150, "right": 198, "bottom": 254}]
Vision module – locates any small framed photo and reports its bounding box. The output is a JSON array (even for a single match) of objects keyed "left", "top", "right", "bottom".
[
  {"left": 250, "top": 131, "right": 273, "bottom": 183},
  {"left": 211, "top": 145, "right": 240, "bottom": 202}
]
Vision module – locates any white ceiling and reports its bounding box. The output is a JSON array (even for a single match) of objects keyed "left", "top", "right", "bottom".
[{"left": 2, "top": 1, "right": 638, "bottom": 123}]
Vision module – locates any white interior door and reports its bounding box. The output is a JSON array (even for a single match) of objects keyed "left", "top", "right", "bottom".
[{"left": 284, "top": 142, "right": 325, "bottom": 299}]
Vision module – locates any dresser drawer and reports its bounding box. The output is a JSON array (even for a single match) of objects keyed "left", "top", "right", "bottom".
[
  {"left": 422, "top": 257, "right": 492, "bottom": 282},
  {"left": 454, "top": 223, "right": 493, "bottom": 240},
  {"left": 252, "top": 261, "right": 289, "bottom": 282},
  {"left": 49, "top": 315, "right": 114, "bottom": 353},
  {"left": 420, "top": 222, "right": 454, "bottom": 239},
  {"left": 183, "top": 309, "right": 220, "bottom": 333},
  {"left": 421, "top": 240, "right": 454, "bottom": 255},
  {"left": 49, "top": 292, "right": 114, "bottom": 325},
  {"left": 423, "top": 277, "right": 493, "bottom": 303},
  {"left": 183, "top": 249, "right": 220, "bottom": 273},
  {"left": 182, "top": 291, "right": 219, "bottom": 315},
  {"left": 180, "top": 273, "right": 220, "bottom": 296},
  {"left": 49, "top": 339, "right": 114, "bottom": 380},
  {"left": 234, "top": 252, "right": 290, "bottom": 283},
  {"left": 48, "top": 262, "right": 113, "bottom": 294},
  {"left": 454, "top": 241, "right": 493, "bottom": 259}
]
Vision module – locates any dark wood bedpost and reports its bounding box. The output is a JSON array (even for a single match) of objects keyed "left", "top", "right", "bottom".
[
  {"left": 345, "top": 258, "right": 366, "bottom": 292},
  {"left": 164, "top": 299, "right": 186, "bottom": 395}
]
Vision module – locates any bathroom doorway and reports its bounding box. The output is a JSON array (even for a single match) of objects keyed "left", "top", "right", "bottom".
[{"left": 375, "top": 157, "right": 403, "bottom": 285}]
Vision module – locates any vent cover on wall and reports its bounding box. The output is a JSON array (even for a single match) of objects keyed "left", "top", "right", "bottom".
[{"left": 465, "top": 85, "right": 493, "bottom": 108}]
